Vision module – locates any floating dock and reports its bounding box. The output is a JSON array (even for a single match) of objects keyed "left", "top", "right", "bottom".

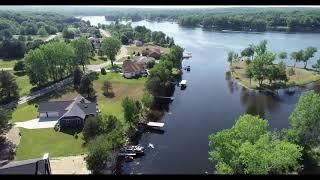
[{"left": 147, "top": 122, "right": 165, "bottom": 128}]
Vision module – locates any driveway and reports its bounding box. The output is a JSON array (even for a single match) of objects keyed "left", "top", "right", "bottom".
[{"left": 15, "top": 118, "right": 58, "bottom": 129}]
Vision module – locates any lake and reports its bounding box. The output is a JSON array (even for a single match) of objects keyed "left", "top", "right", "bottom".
[{"left": 81, "top": 16, "right": 320, "bottom": 174}]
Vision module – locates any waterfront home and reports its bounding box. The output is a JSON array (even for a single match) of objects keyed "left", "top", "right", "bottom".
[
  {"left": 132, "top": 56, "right": 155, "bottom": 67},
  {"left": 88, "top": 37, "right": 101, "bottom": 49},
  {"left": 38, "top": 96, "right": 98, "bottom": 128},
  {"left": 133, "top": 40, "right": 143, "bottom": 47},
  {"left": 122, "top": 60, "right": 146, "bottom": 78},
  {"left": 141, "top": 48, "right": 161, "bottom": 59}
]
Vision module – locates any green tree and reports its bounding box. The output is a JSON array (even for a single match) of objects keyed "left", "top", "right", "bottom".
[
  {"left": 24, "top": 48, "right": 48, "bottom": 86},
  {"left": 73, "top": 67, "right": 83, "bottom": 89},
  {"left": 121, "top": 96, "right": 140, "bottom": 128},
  {"left": 286, "top": 91, "right": 320, "bottom": 163},
  {"left": 254, "top": 40, "right": 268, "bottom": 55},
  {"left": 245, "top": 65, "right": 254, "bottom": 85},
  {"left": 0, "top": 108, "right": 11, "bottom": 134},
  {"left": 79, "top": 75, "right": 95, "bottom": 98},
  {"left": 141, "top": 91, "right": 154, "bottom": 110},
  {"left": 37, "top": 27, "right": 48, "bottom": 37},
  {"left": 241, "top": 45, "right": 255, "bottom": 60},
  {"left": 209, "top": 114, "right": 303, "bottom": 174},
  {"left": 302, "top": 47, "right": 317, "bottom": 69},
  {"left": 312, "top": 59, "right": 320, "bottom": 72},
  {"left": 18, "top": 35, "right": 26, "bottom": 42},
  {"left": 102, "top": 80, "right": 113, "bottom": 97},
  {"left": 13, "top": 61, "right": 25, "bottom": 72},
  {"left": 227, "top": 51, "right": 235, "bottom": 65},
  {"left": 101, "top": 37, "right": 121, "bottom": 67},
  {"left": 83, "top": 116, "right": 103, "bottom": 143},
  {"left": 71, "top": 37, "right": 93, "bottom": 71},
  {"left": 0, "top": 70, "right": 19, "bottom": 104},
  {"left": 278, "top": 52, "right": 287, "bottom": 60}
]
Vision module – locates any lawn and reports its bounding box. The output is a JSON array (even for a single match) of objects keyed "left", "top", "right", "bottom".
[
  {"left": 12, "top": 72, "right": 146, "bottom": 160},
  {"left": 0, "top": 59, "right": 18, "bottom": 68},
  {"left": 127, "top": 44, "right": 170, "bottom": 55},
  {"left": 15, "top": 128, "right": 86, "bottom": 161},
  {"left": 232, "top": 61, "right": 320, "bottom": 89},
  {"left": 14, "top": 73, "right": 34, "bottom": 97},
  {"left": 89, "top": 55, "right": 108, "bottom": 65}
]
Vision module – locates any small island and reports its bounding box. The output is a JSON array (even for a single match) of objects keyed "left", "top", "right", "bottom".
[{"left": 228, "top": 40, "right": 320, "bottom": 91}]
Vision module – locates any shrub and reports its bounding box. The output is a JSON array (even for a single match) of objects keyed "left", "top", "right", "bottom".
[
  {"left": 13, "top": 61, "right": 25, "bottom": 71},
  {"left": 101, "top": 68, "right": 107, "bottom": 75},
  {"left": 137, "top": 52, "right": 140, "bottom": 56},
  {"left": 133, "top": 51, "right": 136, "bottom": 55},
  {"left": 146, "top": 61, "right": 155, "bottom": 69},
  {"left": 74, "top": 133, "right": 78, "bottom": 139},
  {"left": 288, "top": 68, "right": 295, "bottom": 76},
  {"left": 54, "top": 123, "right": 60, "bottom": 132},
  {"left": 27, "top": 36, "right": 32, "bottom": 41},
  {"left": 245, "top": 59, "right": 251, "bottom": 65}
]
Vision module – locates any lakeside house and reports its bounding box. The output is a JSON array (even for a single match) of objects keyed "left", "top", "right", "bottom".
[
  {"left": 122, "top": 60, "right": 146, "bottom": 78},
  {"left": 88, "top": 37, "right": 101, "bottom": 49},
  {"left": 38, "top": 96, "right": 98, "bottom": 128},
  {"left": 133, "top": 40, "right": 143, "bottom": 47},
  {"left": 142, "top": 48, "right": 161, "bottom": 59},
  {"left": 132, "top": 56, "right": 155, "bottom": 67},
  {"left": 0, "top": 153, "right": 51, "bottom": 175}
]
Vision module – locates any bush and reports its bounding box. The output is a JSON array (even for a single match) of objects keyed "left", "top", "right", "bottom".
[
  {"left": 245, "top": 59, "right": 251, "bottom": 65},
  {"left": 146, "top": 61, "right": 155, "bottom": 69},
  {"left": 102, "top": 80, "right": 114, "bottom": 97},
  {"left": 13, "top": 61, "right": 25, "bottom": 71},
  {"left": 101, "top": 68, "right": 107, "bottom": 75},
  {"left": 27, "top": 36, "right": 32, "bottom": 41},
  {"left": 133, "top": 51, "right": 135, "bottom": 55},
  {"left": 18, "top": 35, "right": 26, "bottom": 42},
  {"left": 74, "top": 133, "right": 78, "bottom": 139},
  {"left": 137, "top": 52, "right": 140, "bottom": 56},
  {"left": 288, "top": 68, "right": 295, "bottom": 76}
]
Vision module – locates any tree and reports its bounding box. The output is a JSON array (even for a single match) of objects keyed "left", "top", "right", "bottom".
[
  {"left": 37, "top": 27, "right": 48, "bottom": 37},
  {"left": 227, "top": 51, "right": 235, "bottom": 65},
  {"left": 102, "top": 80, "right": 113, "bottom": 97},
  {"left": 141, "top": 91, "right": 154, "bottom": 110},
  {"left": 73, "top": 67, "right": 83, "bottom": 89},
  {"left": 18, "top": 35, "right": 26, "bottom": 42},
  {"left": 241, "top": 46, "right": 255, "bottom": 60},
  {"left": 27, "top": 35, "right": 32, "bottom": 41},
  {"left": 62, "top": 27, "right": 74, "bottom": 39},
  {"left": 302, "top": 47, "right": 317, "bottom": 69},
  {"left": 83, "top": 116, "right": 103, "bottom": 142},
  {"left": 245, "top": 65, "right": 254, "bottom": 85},
  {"left": 101, "top": 37, "right": 121, "bottom": 67},
  {"left": 312, "top": 59, "right": 320, "bottom": 72},
  {"left": 290, "top": 52, "right": 298, "bottom": 68},
  {"left": 71, "top": 37, "right": 93, "bottom": 71},
  {"left": 209, "top": 114, "right": 303, "bottom": 174},
  {"left": 79, "top": 75, "right": 95, "bottom": 98},
  {"left": 86, "top": 134, "right": 113, "bottom": 174},
  {"left": 101, "top": 68, "right": 107, "bottom": 75},
  {"left": 0, "top": 108, "right": 11, "bottom": 134},
  {"left": 254, "top": 40, "right": 268, "bottom": 55},
  {"left": 121, "top": 96, "right": 140, "bottom": 128},
  {"left": 0, "top": 70, "right": 19, "bottom": 105},
  {"left": 278, "top": 52, "right": 287, "bottom": 60},
  {"left": 120, "top": 34, "right": 129, "bottom": 45},
  {"left": 286, "top": 91, "right": 320, "bottom": 163},
  {"left": 13, "top": 60, "right": 25, "bottom": 71}
]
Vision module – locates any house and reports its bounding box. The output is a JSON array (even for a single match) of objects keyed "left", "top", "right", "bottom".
[
  {"left": 133, "top": 40, "right": 143, "bottom": 47},
  {"left": 141, "top": 48, "right": 161, "bottom": 59},
  {"left": 132, "top": 56, "right": 155, "bottom": 67},
  {"left": 38, "top": 96, "right": 98, "bottom": 128},
  {"left": 122, "top": 60, "right": 146, "bottom": 78},
  {"left": 88, "top": 37, "right": 101, "bottom": 49},
  {"left": 0, "top": 153, "right": 51, "bottom": 175}
]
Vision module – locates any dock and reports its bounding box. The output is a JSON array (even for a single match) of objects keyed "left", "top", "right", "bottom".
[
  {"left": 118, "top": 153, "right": 136, "bottom": 156},
  {"left": 156, "top": 96, "right": 175, "bottom": 101},
  {"left": 147, "top": 122, "right": 165, "bottom": 128},
  {"left": 183, "top": 52, "right": 192, "bottom": 58}
]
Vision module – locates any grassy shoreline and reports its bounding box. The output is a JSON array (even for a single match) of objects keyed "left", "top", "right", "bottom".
[{"left": 231, "top": 61, "right": 320, "bottom": 90}]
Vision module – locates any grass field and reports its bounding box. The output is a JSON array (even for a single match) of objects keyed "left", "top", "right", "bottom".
[
  {"left": 127, "top": 45, "right": 170, "bottom": 55},
  {"left": 14, "top": 73, "right": 34, "bottom": 97},
  {"left": 12, "top": 72, "right": 146, "bottom": 160},
  {"left": 0, "top": 59, "right": 18, "bottom": 68},
  {"left": 15, "top": 128, "right": 86, "bottom": 160},
  {"left": 232, "top": 61, "right": 320, "bottom": 89}
]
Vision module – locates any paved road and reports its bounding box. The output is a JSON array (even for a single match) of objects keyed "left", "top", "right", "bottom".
[{"left": 45, "top": 32, "right": 61, "bottom": 42}]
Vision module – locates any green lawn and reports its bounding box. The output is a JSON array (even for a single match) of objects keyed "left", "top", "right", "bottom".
[
  {"left": 0, "top": 59, "right": 18, "bottom": 68},
  {"left": 89, "top": 56, "right": 107, "bottom": 65},
  {"left": 97, "top": 72, "right": 146, "bottom": 85},
  {"left": 15, "top": 128, "right": 86, "bottom": 161},
  {"left": 14, "top": 73, "right": 34, "bottom": 97},
  {"left": 11, "top": 103, "right": 38, "bottom": 123}
]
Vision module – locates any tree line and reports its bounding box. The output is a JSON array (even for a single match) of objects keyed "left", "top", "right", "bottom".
[{"left": 178, "top": 11, "right": 320, "bottom": 32}]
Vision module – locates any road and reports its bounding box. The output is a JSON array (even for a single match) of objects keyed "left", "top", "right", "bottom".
[{"left": 45, "top": 32, "right": 61, "bottom": 42}]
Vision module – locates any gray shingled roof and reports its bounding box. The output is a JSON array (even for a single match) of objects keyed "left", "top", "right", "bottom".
[
  {"left": 0, "top": 159, "right": 48, "bottom": 175},
  {"left": 38, "top": 96, "right": 97, "bottom": 121}
]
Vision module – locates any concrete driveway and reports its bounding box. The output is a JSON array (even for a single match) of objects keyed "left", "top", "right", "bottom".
[{"left": 15, "top": 118, "right": 58, "bottom": 129}]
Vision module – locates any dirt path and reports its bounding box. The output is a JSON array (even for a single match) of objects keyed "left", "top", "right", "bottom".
[{"left": 50, "top": 155, "right": 90, "bottom": 174}]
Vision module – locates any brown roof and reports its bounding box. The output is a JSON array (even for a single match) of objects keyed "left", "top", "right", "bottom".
[
  {"left": 142, "top": 48, "right": 161, "bottom": 56},
  {"left": 122, "top": 60, "right": 145, "bottom": 73}
]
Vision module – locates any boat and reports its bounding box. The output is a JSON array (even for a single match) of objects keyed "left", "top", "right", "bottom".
[
  {"left": 184, "top": 65, "right": 191, "bottom": 71},
  {"left": 147, "top": 122, "right": 165, "bottom": 128},
  {"left": 120, "top": 145, "right": 145, "bottom": 154},
  {"left": 179, "top": 80, "right": 187, "bottom": 87}
]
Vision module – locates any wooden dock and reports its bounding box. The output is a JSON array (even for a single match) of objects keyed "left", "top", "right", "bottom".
[{"left": 156, "top": 96, "right": 175, "bottom": 100}]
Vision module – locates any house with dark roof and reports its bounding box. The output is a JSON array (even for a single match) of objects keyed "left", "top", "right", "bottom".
[
  {"left": 38, "top": 96, "right": 98, "bottom": 128},
  {"left": 141, "top": 48, "right": 161, "bottom": 59},
  {"left": 0, "top": 153, "right": 51, "bottom": 175},
  {"left": 122, "top": 60, "right": 146, "bottom": 78}
]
